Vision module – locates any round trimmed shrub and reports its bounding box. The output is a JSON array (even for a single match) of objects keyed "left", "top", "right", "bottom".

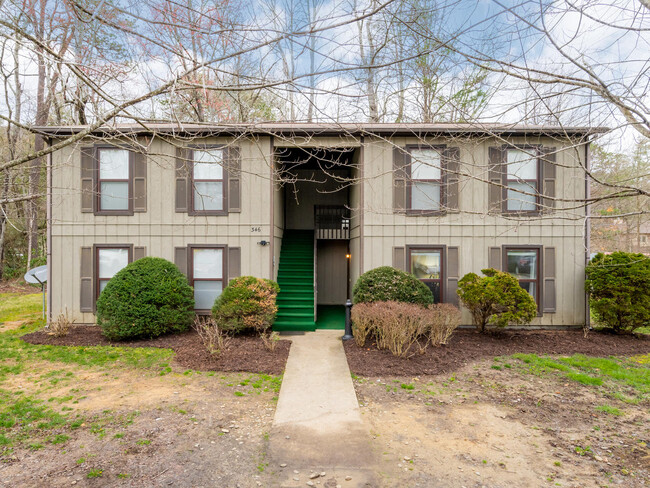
[
  {"left": 96, "top": 257, "right": 194, "bottom": 341},
  {"left": 352, "top": 266, "right": 433, "bottom": 306},
  {"left": 457, "top": 268, "right": 537, "bottom": 332},
  {"left": 212, "top": 276, "right": 280, "bottom": 334},
  {"left": 585, "top": 252, "right": 650, "bottom": 332}
]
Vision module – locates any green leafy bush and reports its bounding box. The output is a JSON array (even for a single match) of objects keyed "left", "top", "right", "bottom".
[
  {"left": 352, "top": 266, "right": 433, "bottom": 306},
  {"left": 351, "top": 301, "right": 461, "bottom": 356},
  {"left": 96, "top": 257, "right": 194, "bottom": 340},
  {"left": 457, "top": 268, "right": 537, "bottom": 332},
  {"left": 585, "top": 252, "right": 650, "bottom": 333},
  {"left": 212, "top": 276, "right": 280, "bottom": 334}
]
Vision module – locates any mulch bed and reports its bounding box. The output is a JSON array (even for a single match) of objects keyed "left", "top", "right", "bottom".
[
  {"left": 22, "top": 325, "right": 291, "bottom": 375},
  {"left": 343, "top": 329, "right": 650, "bottom": 377}
]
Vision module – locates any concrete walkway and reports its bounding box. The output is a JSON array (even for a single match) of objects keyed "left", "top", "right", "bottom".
[{"left": 269, "top": 330, "right": 378, "bottom": 487}]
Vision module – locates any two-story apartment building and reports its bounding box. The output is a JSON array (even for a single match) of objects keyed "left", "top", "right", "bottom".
[{"left": 40, "top": 123, "right": 601, "bottom": 330}]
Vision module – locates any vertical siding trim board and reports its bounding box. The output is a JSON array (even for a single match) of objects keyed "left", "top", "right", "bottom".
[
  {"left": 359, "top": 138, "right": 364, "bottom": 276},
  {"left": 269, "top": 135, "right": 275, "bottom": 280},
  {"left": 406, "top": 245, "right": 447, "bottom": 304}
]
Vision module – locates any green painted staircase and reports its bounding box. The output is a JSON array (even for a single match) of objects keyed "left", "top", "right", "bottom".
[{"left": 274, "top": 230, "right": 316, "bottom": 331}]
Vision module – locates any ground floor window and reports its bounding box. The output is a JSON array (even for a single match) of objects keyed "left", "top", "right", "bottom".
[
  {"left": 505, "top": 247, "right": 540, "bottom": 304},
  {"left": 408, "top": 247, "right": 443, "bottom": 303},
  {"left": 190, "top": 246, "right": 224, "bottom": 311},
  {"left": 97, "top": 246, "right": 131, "bottom": 297}
]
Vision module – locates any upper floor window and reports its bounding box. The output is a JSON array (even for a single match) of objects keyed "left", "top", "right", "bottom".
[
  {"left": 409, "top": 247, "right": 443, "bottom": 303},
  {"left": 97, "top": 246, "right": 130, "bottom": 297},
  {"left": 505, "top": 148, "right": 539, "bottom": 212},
  {"left": 409, "top": 148, "right": 442, "bottom": 212},
  {"left": 98, "top": 148, "right": 131, "bottom": 212},
  {"left": 192, "top": 149, "right": 225, "bottom": 214}
]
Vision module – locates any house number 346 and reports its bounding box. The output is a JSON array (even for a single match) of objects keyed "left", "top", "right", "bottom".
[{"left": 251, "top": 227, "right": 261, "bottom": 233}]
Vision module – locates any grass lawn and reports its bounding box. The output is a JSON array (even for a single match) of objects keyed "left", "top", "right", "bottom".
[
  {"left": 0, "top": 292, "right": 283, "bottom": 486},
  {"left": 0, "top": 293, "right": 174, "bottom": 451}
]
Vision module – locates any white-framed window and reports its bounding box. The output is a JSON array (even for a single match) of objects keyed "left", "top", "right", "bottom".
[
  {"left": 192, "top": 149, "right": 225, "bottom": 213},
  {"left": 505, "top": 149, "right": 539, "bottom": 212},
  {"left": 190, "top": 246, "right": 225, "bottom": 311},
  {"left": 98, "top": 148, "right": 130, "bottom": 211}
]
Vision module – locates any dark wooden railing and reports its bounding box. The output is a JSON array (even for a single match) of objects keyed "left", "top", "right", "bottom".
[{"left": 315, "top": 205, "right": 350, "bottom": 240}]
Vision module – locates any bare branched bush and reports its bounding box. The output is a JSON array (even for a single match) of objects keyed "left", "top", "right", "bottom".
[
  {"left": 193, "top": 317, "right": 230, "bottom": 357},
  {"left": 427, "top": 303, "right": 461, "bottom": 346},
  {"left": 350, "top": 303, "right": 376, "bottom": 347},
  {"left": 260, "top": 331, "right": 281, "bottom": 352},
  {"left": 351, "top": 301, "right": 462, "bottom": 357},
  {"left": 48, "top": 308, "right": 74, "bottom": 337}
]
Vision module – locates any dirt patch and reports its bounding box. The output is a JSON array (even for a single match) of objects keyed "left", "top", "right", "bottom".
[
  {"left": 22, "top": 325, "right": 291, "bottom": 375},
  {"left": 344, "top": 329, "right": 650, "bottom": 376},
  {"left": 0, "top": 368, "right": 280, "bottom": 488},
  {"left": 355, "top": 360, "right": 649, "bottom": 487},
  {"left": 0, "top": 320, "right": 30, "bottom": 331}
]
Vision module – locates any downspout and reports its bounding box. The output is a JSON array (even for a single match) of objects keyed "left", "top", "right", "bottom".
[
  {"left": 46, "top": 137, "right": 52, "bottom": 325},
  {"left": 584, "top": 139, "right": 591, "bottom": 329}
]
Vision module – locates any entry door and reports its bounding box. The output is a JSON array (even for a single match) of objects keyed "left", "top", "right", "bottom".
[{"left": 316, "top": 240, "right": 348, "bottom": 305}]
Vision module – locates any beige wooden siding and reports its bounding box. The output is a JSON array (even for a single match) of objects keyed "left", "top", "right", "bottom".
[
  {"left": 51, "top": 136, "right": 275, "bottom": 323},
  {"left": 360, "top": 135, "right": 587, "bottom": 327}
]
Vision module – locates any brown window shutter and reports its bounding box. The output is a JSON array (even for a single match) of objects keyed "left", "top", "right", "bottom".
[
  {"left": 175, "top": 147, "right": 190, "bottom": 213},
  {"left": 444, "top": 147, "right": 460, "bottom": 212},
  {"left": 228, "top": 246, "right": 241, "bottom": 283},
  {"left": 393, "top": 147, "right": 408, "bottom": 213},
  {"left": 543, "top": 247, "right": 556, "bottom": 313},
  {"left": 392, "top": 246, "right": 406, "bottom": 271},
  {"left": 133, "top": 149, "right": 147, "bottom": 212},
  {"left": 80, "top": 246, "right": 94, "bottom": 312},
  {"left": 446, "top": 246, "right": 460, "bottom": 306},
  {"left": 133, "top": 246, "right": 146, "bottom": 261},
  {"left": 541, "top": 147, "right": 557, "bottom": 213},
  {"left": 80, "top": 146, "right": 95, "bottom": 213},
  {"left": 488, "top": 246, "right": 502, "bottom": 270},
  {"left": 227, "top": 146, "right": 241, "bottom": 213},
  {"left": 488, "top": 147, "right": 505, "bottom": 214},
  {"left": 174, "top": 246, "right": 188, "bottom": 276}
]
